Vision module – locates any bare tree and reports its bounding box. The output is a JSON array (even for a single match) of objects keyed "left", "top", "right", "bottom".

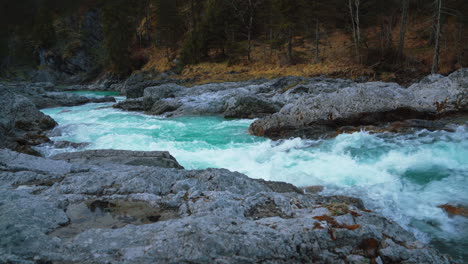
[
  {"left": 314, "top": 19, "right": 320, "bottom": 64},
  {"left": 348, "top": 0, "right": 361, "bottom": 63},
  {"left": 398, "top": 0, "right": 409, "bottom": 61},
  {"left": 431, "top": 0, "right": 442, "bottom": 74},
  {"left": 226, "top": 0, "right": 263, "bottom": 61}
]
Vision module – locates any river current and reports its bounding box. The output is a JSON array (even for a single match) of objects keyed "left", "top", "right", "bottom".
[{"left": 39, "top": 91, "right": 467, "bottom": 262}]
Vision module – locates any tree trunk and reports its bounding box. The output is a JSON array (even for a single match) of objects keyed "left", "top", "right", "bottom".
[
  {"left": 431, "top": 0, "right": 442, "bottom": 74},
  {"left": 190, "top": 0, "right": 196, "bottom": 32},
  {"left": 348, "top": 0, "right": 361, "bottom": 63},
  {"left": 355, "top": 0, "right": 361, "bottom": 63},
  {"left": 145, "top": 0, "right": 151, "bottom": 42},
  {"left": 398, "top": 0, "right": 409, "bottom": 61},
  {"left": 287, "top": 26, "right": 293, "bottom": 64},
  {"left": 456, "top": 21, "right": 463, "bottom": 66},
  {"left": 314, "top": 19, "right": 320, "bottom": 64},
  {"left": 247, "top": 15, "right": 253, "bottom": 61},
  {"left": 269, "top": 28, "right": 273, "bottom": 56}
]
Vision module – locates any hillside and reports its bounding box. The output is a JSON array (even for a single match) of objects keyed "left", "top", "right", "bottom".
[{"left": 0, "top": 0, "right": 467, "bottom": 84}]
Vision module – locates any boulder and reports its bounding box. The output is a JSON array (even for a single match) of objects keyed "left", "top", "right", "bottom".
[
  {"left": 250, "top": 69, "right": 468, "bottom": 139},
  {"left": 223, "top": 95, "right": 281, "bottom": 118},
  {"left": 113, "top": 97, "right": 144, "bottom": 111},
  {"left": 145, "top": 99, "right": 182, "bottom": 115},
  {"left": 51, "top": 149, "right": 184, "bottom": 169},
  {"left": 0, "top": 82, "right": 116, "bottom": 109},
  {"left": 0, "top": 88, "right": 57, "bottom": 155},
  {"left": 121, "top": 73, "right": 184, "bottom": 98}
]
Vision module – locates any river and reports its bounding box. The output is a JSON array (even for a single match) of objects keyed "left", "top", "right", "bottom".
[{"left": 38, "top": 91, "right": 468, "bottom": 262}]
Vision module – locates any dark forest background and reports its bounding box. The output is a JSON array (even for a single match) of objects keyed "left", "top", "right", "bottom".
[{"left": 1, "top": 0, "right": 467, "bottom": 84}]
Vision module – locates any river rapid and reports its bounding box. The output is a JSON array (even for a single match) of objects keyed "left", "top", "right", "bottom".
[{"left": 39, "top": 91, "right": 468, "bottom": 262}]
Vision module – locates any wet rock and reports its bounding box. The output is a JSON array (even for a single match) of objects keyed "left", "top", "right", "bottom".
[
  {"left": 438, "top": 204, "right": 468, "bottom": 218},
  {"left": 0, "top": 82, "right": 116, "bottom": 109},
  {"left": 113, "top": 97, "right": 144, "bottom": 111},
  {"left": 335, "top": 119, "right": 457, "bottom": 136},
  {"left": 0, "top": 149, "right": 451, "bottom": 263},
  {"left": 145, "top": 99, "right": 182, "bottom": 115},
  {"left": 303, "top": 185, "right": 325, "bottom": 194},
  {"left": 223, "top": 95, "right": 281, "bottom": 118},
  {"left": 138, "top": 79, "right": 276, "bottom": 117},
  {"left": 254, "top": 179, "right": 303, "bottom": 194},
  {"left": 50, "top": 149, "right": 184, "bottom": 169},
  {"left": 52, "top": 141, "right": 90, "bottom": 149},
  {"left": 250, "top": 69, "right": 468, "bottom": 139},
  {"left": 121, "top": 72, "right": 183, "bottom": 98},
  {"left": 0, "top": 87, "right": 57, "bottom": 156}
]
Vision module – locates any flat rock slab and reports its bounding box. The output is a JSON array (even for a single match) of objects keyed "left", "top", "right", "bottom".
[
  {"left": 51, "top": 149, "right": 184, "bottom": 169},
  {"left": 0, "top": 149, "right": 451, "bottom": 263}
]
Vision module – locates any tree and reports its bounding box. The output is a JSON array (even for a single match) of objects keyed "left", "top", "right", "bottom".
[
  {"left": 272, "top": 0, "right": 302, "bottom": 65},
  {"left": 398, "top": 0, "right": 410, "bottom": 61},
  {"left": 348, "top": 0, "right": 362, "bottom": 63},
  {"left": 101, "top": 0, "right": 144, "bottom": 77},
  {"left": 431, "top": 0, "right": 442, "bottom": 73},
  {"left": 180, "top": 0, "right": 237, "bottom": 65},
  {"left": 154, "top": 0, "right": 184, "bottom": 59},
  {"left": 226, "top": 0, "right": 263, "bottom": 61}
]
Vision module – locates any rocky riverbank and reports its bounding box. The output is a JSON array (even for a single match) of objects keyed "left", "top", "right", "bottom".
[
  {"left": 0, "top": 149, "right": 452, "bottom": 263},
  {"left": 0, "top": 71, "right": 466, "bottom": 263},
  {"left": 113, "top": 69, "right": 467, "bottom": 140},
  {"left": 0, "top": 82, "right": 115, "bottom": 156}
]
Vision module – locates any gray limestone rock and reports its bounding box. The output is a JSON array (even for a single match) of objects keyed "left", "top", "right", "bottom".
[
  {"left": 51, "top": 149, "right": 184, "bottom": 169},
  {"left": 0, "top": 149, "right": 451, "bottom": 263}
]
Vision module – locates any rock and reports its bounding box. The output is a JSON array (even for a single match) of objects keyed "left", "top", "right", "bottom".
[
  {"left": 0, "top": 87, "right": 57, "bottom": 156},
  {"left": 142, "top": 84, "right": 185, "bottom": 114},
  {"left": 51, "top": 149, "right": 184, "bottom": 169},
  {"left": 0, "top": 82, "right": 116, "bottom": 109},
  {"left": 118, "top": 70, "right": 468, "bottom": 138},
  {"left": 0, "top": 149, "right": 450, "bottom": 264},
  {"left": 145, "top": 99, "right": 182, "bottom": 115},
  {"left": 303, "top": 185, "right": 325, "bottom": 194},
  {"left": 52, "top": 141, "right": 90, "bottom": 149},
  {"left": 143, "top": 83, "right": 185, "bottom": 101},
  {"left": 335, "top": 119, "right": 457, "bottom": 136},
  {"left": 27, "top": 9, "right": 104, "bottom": 84},
  {"left": 223, "top": 95, "right": 281, "bottom": 118},
  {"left": 139, "top": 79, "right": 277, "bottom": 117},
  {"left": 121, "top": 72, "right": 184, "bottom": 98},
  {"left": 113, "top": 97, "right": 144, "bottom": 111},
  {"left": 250, "top": 69, "right": 468, "bottom": 139},
  {"left": 438, "top": 204, "right": 468, "bottom": 218}
]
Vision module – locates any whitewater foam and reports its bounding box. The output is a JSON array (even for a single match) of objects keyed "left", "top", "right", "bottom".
[{"left": 39, "top": 96, "right": 468, "bottom": 261}]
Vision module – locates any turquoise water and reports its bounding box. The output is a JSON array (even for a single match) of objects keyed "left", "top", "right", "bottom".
[
  {"left": 40, "top": 93, "right": 468, "bottom": 262},
  {"left": 68, "top": 90, "right": 121, "bottom": 97}
]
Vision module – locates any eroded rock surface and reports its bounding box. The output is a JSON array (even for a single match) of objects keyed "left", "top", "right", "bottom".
[
  {"left": 51, "top": 149, "right": 184, "bottom": 169},
  {"left": 0, "top": 149, "right": 450, "bottom": 263},
  {"left": 0, "top": 82, "right": 116, "bottom": 109},
  {"left": 250, "top": 69, "right": 468, "bottom": 139},
  {"left": 0, "top": 88, "right": 57, "bottom": 155},
  {"left": 114, "top": 69, "right": 467, "bottom": 139},
  {"left": 0, "top": 82, "right": 118, "bottom": 155}
]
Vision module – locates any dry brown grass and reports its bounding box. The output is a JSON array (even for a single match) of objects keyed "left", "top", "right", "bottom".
[{"left": 139, "top": 18, "right": 463, "bottom": 84}]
